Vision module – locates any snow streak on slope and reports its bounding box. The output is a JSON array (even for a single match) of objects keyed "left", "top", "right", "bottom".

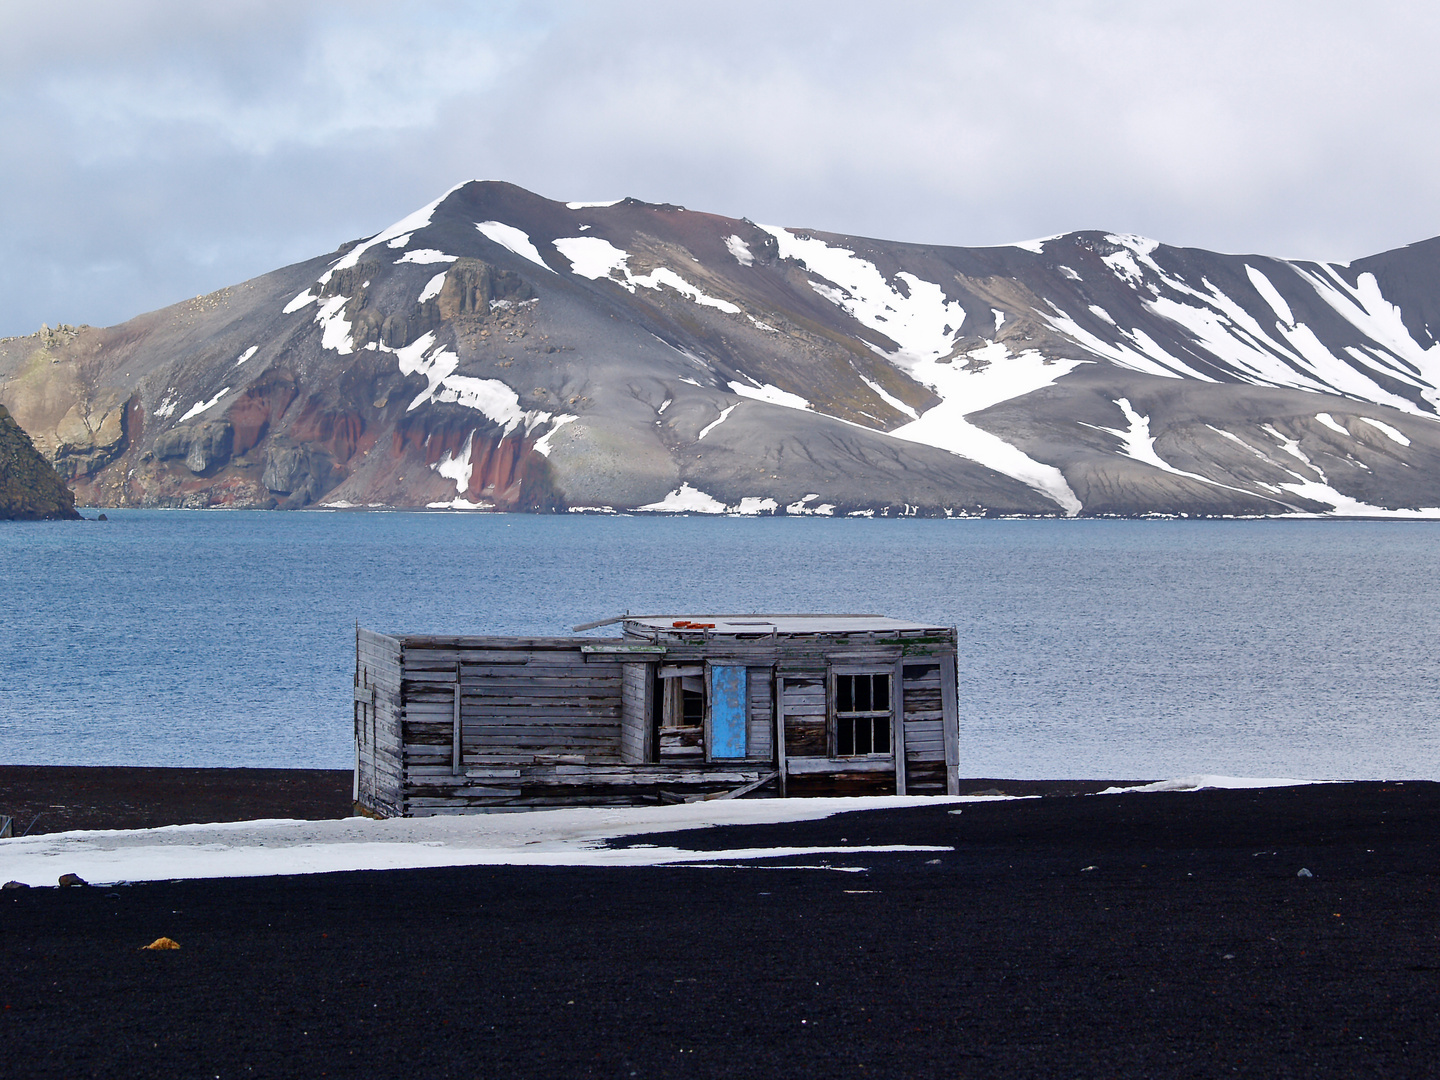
[
  {"left": 476, "top": 222, "right": 553, "bottom": 272},
  {"left": 1291, "top": 266, "right": 1440, "bottom": 411},
  {"left": 761, "top": 226, "right": 1080, "bottom": 512},
  {"left": 758, "top": 226, "right": 964, "bottom": 364},
  {"left": 553, "top": 236, "right": 740, "bottom": 312},
  {"left": 725, "top": 235, "right": 755, "bottom": 266},
  {"left": 1036, "top": 234, "right": 1440, "bottom": 420},
  {"left": 178, "top": 387, "right": 231, "bottom": 423},
  {"left": 728, "top": 381, "right": 811, "bottom": 411},
  {"left": 1083, "top": 399, "right": 1295, "bottom": 511},
  {"left": 1257, "top": 424, "right": 1440, "bottom": 517},
  {"left": 390, "top": 333, "right": 576, "bottom": 457},
  {"left": 324, "top": 181, "right": 467, "bottom": 284},
  {"left": 890, "top": 343, "right": 1084, "bottom": 514}
]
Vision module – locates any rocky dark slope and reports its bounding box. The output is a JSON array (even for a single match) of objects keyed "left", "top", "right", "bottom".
[
  {"left": 0, "top": 402, "right": 79, "bottom": 520},
  {"left": 4, "top": 181, "right": 1440, "bottom": 517}
]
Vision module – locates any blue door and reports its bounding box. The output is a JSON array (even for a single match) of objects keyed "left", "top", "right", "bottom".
[{"left": 709, "top": 666, "right": 748, "bottom": 759}]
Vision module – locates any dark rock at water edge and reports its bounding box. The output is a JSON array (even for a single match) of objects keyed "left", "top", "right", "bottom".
[{"left": 0, "top": 403, "right": 80, "bottom": 520}]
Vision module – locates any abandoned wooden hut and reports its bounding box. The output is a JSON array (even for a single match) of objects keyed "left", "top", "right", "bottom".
[{"left": 353, "top": 614, "right": 960, "bottom": 816}]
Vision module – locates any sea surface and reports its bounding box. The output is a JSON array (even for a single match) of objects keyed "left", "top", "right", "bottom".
[{"left": 2, "top": 510, "right": 1438, "bottom": 779}]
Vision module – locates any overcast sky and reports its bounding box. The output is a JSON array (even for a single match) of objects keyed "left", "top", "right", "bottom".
[{"left": 3, "top": 0, "right": 1438, "bottom": 337}]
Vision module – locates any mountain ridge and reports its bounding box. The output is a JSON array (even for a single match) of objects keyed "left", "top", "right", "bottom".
[{"left": 3, "top": 180, "right": 1440, "bottom": 518}]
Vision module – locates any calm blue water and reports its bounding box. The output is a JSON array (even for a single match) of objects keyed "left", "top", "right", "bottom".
[{"left": 2, "top": 510, "right": 1438, "bottom": 779}]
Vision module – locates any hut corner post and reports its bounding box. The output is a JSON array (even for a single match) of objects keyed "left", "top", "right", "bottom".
[
  {"left": 353, "top": 621, "right": 361, "bottom": 805},
  {"left": 941, "top": 645, "right": 960, "bottom": 796},
  {"left": 353, "top": 627, "right": 404, "bottom": 819}
]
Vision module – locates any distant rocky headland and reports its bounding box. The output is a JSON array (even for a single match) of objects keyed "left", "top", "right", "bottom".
[
  {"left": 0, "top": 401, "right": 79, "bottom": 520},
  {"left": 4, "top": 181, "right": 1440, "bottom": 517}
]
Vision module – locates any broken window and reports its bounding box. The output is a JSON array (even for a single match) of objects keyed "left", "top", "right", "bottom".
[
  {"left": 681, "top": 676, "right": 704, "bottom": 725},
  {"left": 656, "top": 667, "right": 705, "bottom": 759},
  {"left": 834, "top": 672, "right": 891, "bottom": 757}
]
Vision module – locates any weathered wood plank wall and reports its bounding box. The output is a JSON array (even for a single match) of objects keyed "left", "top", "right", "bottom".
[
  {"left": 746, "top": 666, "right": 773, "bottom": 762},
  {"left": 902, "top": 662, "right": 948, "bottom": 793},
  {"left": 354, "top": 626, "right": 961, "bottom": 815},
  {"left": 355, "top": 629, "right": 403, "bottom": 817},
  {"left": 619, "top": 662, "right": 654, "bottom": 764}
]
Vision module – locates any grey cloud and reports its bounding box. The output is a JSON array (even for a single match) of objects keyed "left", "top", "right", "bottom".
[{"left": 2, "top": 0, "right": 1439, "bottom": 336}]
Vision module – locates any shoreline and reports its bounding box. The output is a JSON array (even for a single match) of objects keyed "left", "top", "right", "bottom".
[{"left": 0, "top": 765, "right": 1162, "bottom": 836}]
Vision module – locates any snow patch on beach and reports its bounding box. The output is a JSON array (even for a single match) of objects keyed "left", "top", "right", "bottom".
[
  {"left": 0, "top": 797, "right": 964, "bottom": 886},
  {"left": 733, "top": 496, "right": 778, "bottom": 515},
  {"left": 1096, "top": 775, "right": 1324, "bottom": 794},
  {"left": 638, "top": 482, "right": 727, "bottom": 514},
  {"left": 786, "top": 494, "right": 836, "bottom": 515}
]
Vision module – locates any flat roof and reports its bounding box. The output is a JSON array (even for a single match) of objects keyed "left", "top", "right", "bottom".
[{"left": 622, "top": 614, "right": 946, "bottom": 635}]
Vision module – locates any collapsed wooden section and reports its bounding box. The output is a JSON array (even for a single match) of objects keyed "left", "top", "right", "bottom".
[{"left": 354, "top": 616, "right": 960, "bottom": 816}]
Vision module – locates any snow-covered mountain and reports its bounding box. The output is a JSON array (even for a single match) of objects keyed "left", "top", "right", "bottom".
[{"left": 5, "top": 180, "right": 1440, "bottom": 517}]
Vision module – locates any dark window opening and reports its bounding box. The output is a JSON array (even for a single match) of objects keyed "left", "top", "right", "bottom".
[
  {"left": 835, "top": 672, "right": 891, "bottom": 757},
  {"left": 656, "top": 671, "right": 706, "bottom": 760},
  {"left": 682, "top": 686, "right": 704, "bottom": 725}
]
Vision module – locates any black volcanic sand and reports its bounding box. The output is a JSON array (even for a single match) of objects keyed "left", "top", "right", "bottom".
[
  {"left": 0, "top": 766, "right": 355, "bottom": 835},
  {"left": 3, "top": 781, "right": 1438, "bottom": 1078}
]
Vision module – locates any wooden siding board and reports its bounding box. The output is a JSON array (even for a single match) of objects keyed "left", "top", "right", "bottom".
[
  {"left": 356, "top": 630, "right": 404, "bottom": 817},
  {"left": 785, "top": 757, "right": 894, "bottom": 775},
  {"left": 892, "top": 659, "right": 907, "bottom": 795},
  {"left": 746, "top": 667, "right": 773, "bottom": 762},
  {"left": 619, "top": 662, "right": 652, "bottom": 764},
  {"left": 940, "top": 650, "right": 960, "bottom": 796}
]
